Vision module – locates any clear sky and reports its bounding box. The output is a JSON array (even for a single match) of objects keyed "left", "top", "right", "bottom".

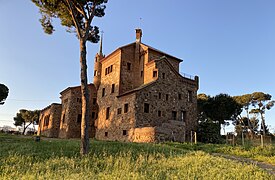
[{"left": 0, "top": 1, "right": 274, "bottom": 132}]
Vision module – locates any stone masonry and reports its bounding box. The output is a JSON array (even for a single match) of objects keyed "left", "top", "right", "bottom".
[
  {"left": 38, "top": 29, "right": 199, "bottom": 143},
  {"left": 38, "top": 103, "right": 61, "bottom": 138}
]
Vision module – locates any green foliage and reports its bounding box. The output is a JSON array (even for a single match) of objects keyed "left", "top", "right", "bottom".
[
  {"left": 0, "top": 83, "right": 9, "bottom": 105},
  {"left": 31, "top": 0, "right": 107, "bottom": 42},
  {"left": 197, "top": 93, "right": 242, "bottom": 143},
  {"left": 0, "top": 134, "right": 273, "bottom": 179}
]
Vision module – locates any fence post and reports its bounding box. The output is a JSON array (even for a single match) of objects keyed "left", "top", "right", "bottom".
[
  {"left": 191, "top": 131, "right": 193, "bottom": 144},
  {"left": 261, "top": 135, "right": 264, "bottom": 147},
  {"left": 242, "top": 132, "right": 244, "bottom": 146},
  {"left": 194, "top": 131, "right": 197, "bottom": 144}
]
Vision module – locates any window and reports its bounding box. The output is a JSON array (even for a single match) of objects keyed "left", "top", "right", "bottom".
[
  {"left": 158, "top": 92, "right": 162, "bottom": 99},
  {"left": 124, "top": 103, "right": 129, "bottom": 113},
  {"left": 102, "top": 88, "right": 105, "bottom": 97},
  {"left": 92, "top": 98, "right": 97, "bottom": 105},
  {"left": 111, "top": 84, "right": 115, "bottom": 93},
  {"left": 106, "top": 107, "right": 110, "bottom": 120},
  {"left": 144, "top": 103, "right": 150, "bottom": 113},
  {"left": 94, "top": 70, "right": 97, "bottom": 76},
  {"left": 166, "top": 94, "right": 169, "bottom": 101},
  {"left": 77, "top": 98, "right": 81, "bottom": 103},
  {"left": 162, "top": 73, "right": 165, "bottom": 79},
  {"left": 77, "top": 114, "right": 82, "bottom": 123},
  {"left": 105, "top": 132, "right": 108, "bottom": 137},
  {"left": 153, "top": 70, "right": 157, "bottom": 78},
  {"left": 158, "top": 111, "right": 162, "bottom": 117},
  {"left": 127, "top": 62, "right": 131, "bottom": 70},
  {"left": 181, "top": 111, "right": 186, "bottom": 122},
  {"left": 92, "top": 112, "right": 95, "bottom": 119},
  {"left": 123, "top": 130, "right": 127, "bottom": 136},
  {"left": 178, "top": 93, "right": 182, "bottom": 100},
  {"left": 105, "top": 65, "right": 113, "bottom": 75},
  {"left": 188, "top": 91, "right": 193, "bottom": 102},
  {"left": 141, "top": 71, "right": 143, "bottom": 77},
  {"left": 117, "top": 108, "right": 122, "bottom": 115},
  {"left": 172, "top": 111, "right": 177, "bottom": 120}
]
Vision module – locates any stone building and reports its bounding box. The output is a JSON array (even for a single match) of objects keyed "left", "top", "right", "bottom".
[
  {"left": 38, "top": 29, "right": 199, "bottom": 142},
  {"left": 95, "top": 29, "right": 199, "bottom": 142},
  {"left": 38, "top": 103, "right": 61, "bottom": 138},
  {"left": 58, "top": 84, "right": 98, "bottom": 138}
]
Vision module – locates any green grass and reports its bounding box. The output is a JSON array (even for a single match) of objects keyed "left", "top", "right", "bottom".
[
  {"left": 0, "top": 133, "right": 273, "bottom": 179},
  {"left": 164, "top": 141, "right": 275, "bottom": 165}
]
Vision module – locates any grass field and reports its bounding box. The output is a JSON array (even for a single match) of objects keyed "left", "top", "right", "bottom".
[{"left": 0, "top": 133, "right": 274, "bottom": 179}]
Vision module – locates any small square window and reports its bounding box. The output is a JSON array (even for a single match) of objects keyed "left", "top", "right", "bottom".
[
  {"left": 127, "top": 63, "right": 131, "bottom": 70},
  {"left": 106, "top": 107, "right": 110, "bottom": 120},
  {"left": 181, "top": 111, "right": 186, "bottom": 122},
  {"left": 111, "top": 84, "right": 115, "bottom": 93},
  {"left": 162, "top": 73, "right": 165, "bottom": 79},
  {"left": 77, "top": 114, "right": 82, "bottom": 123},
  {"left": 188, "top": 91, "right": 193, "bottom": 102},
  {"left": 105, "top": 68, "right": 108, "bottom": 75},
  {"left": 166, "top": 94, "right": 169, "bottom": 101},
  {"left": 144, "top": 103, "right": 150, "bottom": 113},
  {"left": 172, "top": 111, "right": 177, "bottom": 120},
  {"left": 158, "top": 111, "right": 162, "bottom": 117},
  {"left": 141, "top": 71, "right": 144, "bottom": 77},
  {"left": 178, "top": 94, "right": 182, "bottom": 100},
  {"left": 153, "top": 70, "right": 157, "bottom": 78},
  {"left": 94, "top": 70, "right": 97, "bottom": 76},
  {"left": 110, "top": 65, "right": 113, "bottom": 72},
  {"left": 102, "top": 88, "right": 105, "bottom": 97},
  {"left": 124, "top": 103, "right": 129, "bottom": 113},
  {"left": 158, "top": 92, "right": 162, "bottom": 99},
  {"left": 105, "top": 132, "right": 108, "bottom": 137},
  {"left": 123, "top": 130, "right": 127, "bottom": 136},
  {"left": 117, "top": 108, "right": 122, "bottom": 115}
]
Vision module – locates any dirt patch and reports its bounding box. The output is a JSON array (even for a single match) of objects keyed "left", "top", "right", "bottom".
[{"left": 212, "top": 153, "right": 275, "bottom": 175}]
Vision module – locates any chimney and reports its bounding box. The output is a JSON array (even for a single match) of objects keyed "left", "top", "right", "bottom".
[{"left": 136, "top": 29, "right": 142, "bottom": 43}]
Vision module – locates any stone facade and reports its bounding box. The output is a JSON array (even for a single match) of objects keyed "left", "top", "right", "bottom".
[
  {"left": 59, "top": 84, "right": 98, "bottom": 138},
  {"left": 38, "top": 103, "right": 61, "bottom": 138},
  {"left": 95, "top": 29, "right": 199, "bottom": 142},
  {"left": 38, "top": 29, "right": 199, "bottom": 143}
]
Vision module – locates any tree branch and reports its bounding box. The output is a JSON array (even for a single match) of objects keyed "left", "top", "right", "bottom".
[
  {"left": 84, "top": 1, "right": 96, "bottom": 40},
  {"left": 65, "top": 0, "right": 83, "bottom": 39},
  {"left": 71, "top": 1, "right": 88, "bottom": 20}
]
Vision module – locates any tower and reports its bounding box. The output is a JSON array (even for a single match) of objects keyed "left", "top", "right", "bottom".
[{"left": 93, "top": 33, "right": 104, "bottom": 90}]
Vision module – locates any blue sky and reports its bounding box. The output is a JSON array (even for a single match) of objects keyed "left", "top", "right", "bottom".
[{"left": 0, "top": 1, "right": 274, "bottom": 132}]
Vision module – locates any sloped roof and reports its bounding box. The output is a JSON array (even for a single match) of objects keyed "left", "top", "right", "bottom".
[
  {"left": 60, "top": 84, "right": 94, "bottom": 95},
  {"left": 100, "top": 42, "right": 183, "bottom": 62}
]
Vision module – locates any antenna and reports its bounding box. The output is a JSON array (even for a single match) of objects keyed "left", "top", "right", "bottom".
[{"left": 138, "top": 17, "right": 142, "bottom": 29}]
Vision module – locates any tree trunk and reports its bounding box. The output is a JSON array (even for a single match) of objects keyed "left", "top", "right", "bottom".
[
  {"left": 79, "top": 39, "right": 90, "bottom": 155},
  {"left": 22, "top": 122, "right": 26, "bottom": 135},
  {"left": 23, "top": 122, "right": 32, "bottom": 135},
  {"left": 260, "top": 112, "right": 266, "bottom": 136}
]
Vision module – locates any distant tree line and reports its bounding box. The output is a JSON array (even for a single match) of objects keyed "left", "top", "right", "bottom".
[{"left": 197, "top": 92, "right": 275, "bottom": 143}]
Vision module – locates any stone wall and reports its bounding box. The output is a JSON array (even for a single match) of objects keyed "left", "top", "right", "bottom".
[
  {"left": 38, "top": 103, "right": 61, "bottom": 138},
  {"left": 134, "top": 57, "right": 198, "bottom": 142},
  {"left": 59, "top": 85, "right": 97, "bottom": 139}
]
